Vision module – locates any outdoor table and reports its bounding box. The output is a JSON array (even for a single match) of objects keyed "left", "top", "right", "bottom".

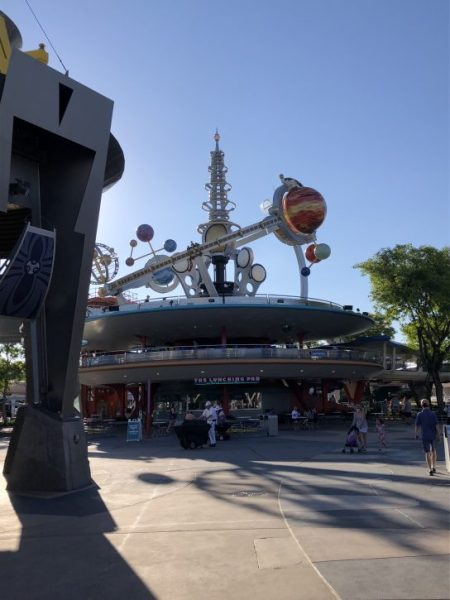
[
  {"left": 292, "top": 416, "right": 309, "bottom": 430},
  {"left": 152, "top": 420, "right": 170, "bottom": 436}
]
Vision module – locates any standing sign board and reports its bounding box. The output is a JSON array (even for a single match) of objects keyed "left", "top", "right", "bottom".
[{"left": 127, "top": 419, "right": 142, "bottom": 442}]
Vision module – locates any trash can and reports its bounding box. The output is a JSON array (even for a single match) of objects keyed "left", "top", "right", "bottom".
[{"left": 267, "top": 414, "right": 278, "bottom": 436}]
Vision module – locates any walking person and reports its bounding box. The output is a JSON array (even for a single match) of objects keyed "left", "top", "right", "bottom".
[
  {"left": 375, "top": 418, "right": 387, "bottom": 452},
  {"left": 214, "top": 401, "right": 225, "bottom": 423},
  {"left": 352, "top": 406, "right": 368, "bottom": 452},
  {"left": 291, "top": 406, "right": 301, "bottom": 430},
  {"left": 200, "top": 401, "right": 217, "bottom": 447},
  {"left": 415, "top": 399, "right": 441, "bottom": 476},
  {"left": 444, "top": 400, "right": 450, "bottom": 425},
  {"left": 167, "top": 404, "right": 177, "bottom": 432},
  {"left": 401, "top": 397, "right": 412, "bottom": 424},
  {"left": 304, "top": 408, "right": 313, "bottom": 430}
]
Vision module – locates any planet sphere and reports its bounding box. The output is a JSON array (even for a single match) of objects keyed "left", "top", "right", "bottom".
[
  {"left": 164, "top": 239, "right": 177, "bottom": 253},
  {"left": 305, "top": 244, "right": 320, "bottom": 264},
  {"left": 136, "top": 224, "right": 154, "bottom": 243},
  {"left": 282, "top": 187, "right": 327, "bottom": 234},
  {"left": 145, "top": 255, "right": 175, "bottom": 286},
  {"left": 314, "top": 243, "right": 331, "bottom": 260}
]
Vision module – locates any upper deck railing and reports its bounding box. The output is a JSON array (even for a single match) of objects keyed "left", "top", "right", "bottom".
[
  {"left": 86, "top": 294, "right": 357, "bottom": 317},
  {"left": 81, "top": 344, "right": 383, "bottom": 368}
]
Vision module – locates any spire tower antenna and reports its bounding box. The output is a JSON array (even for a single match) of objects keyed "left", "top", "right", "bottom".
[
  {"left": 214, "top": 128, "right": 220, "bottom": 150},
  {"left": 198, "top": 131, "right": 236, "bottom": 232}
]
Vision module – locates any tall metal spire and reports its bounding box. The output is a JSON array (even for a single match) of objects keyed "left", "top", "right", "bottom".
[{"left": 199, "top": 131, "right": 236, "bottom": 232}]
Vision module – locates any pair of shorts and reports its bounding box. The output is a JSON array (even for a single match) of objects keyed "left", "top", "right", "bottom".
[{"left": 422, "top": 438, "right": 435, "bottom": 452}]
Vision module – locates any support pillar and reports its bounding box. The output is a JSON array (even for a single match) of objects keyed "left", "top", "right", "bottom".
[
  {"left": 342, "top": 380, "right": 366, "bottom": 405},
  {"left": 1, "top": 44, "right": 123, "bottom": 492},
  {"left": 145, "top": 379, "right": 152, "bottom": 437},
  {"left": 4, "top": 406, "right": 91, "bottom": 492},
  {"left": 222, "top": 385, "right": 229, "bottom": 415},
  {"left": 221, "top": 326, "right": 227, "bottom": 346}
]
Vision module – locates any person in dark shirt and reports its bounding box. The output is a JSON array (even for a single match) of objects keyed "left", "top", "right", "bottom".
[
  {"left": 415, "top": 399, "right": 441, "bottom": 475},
  {"left": 167, "top": 405, "right": 177, "bottom": 432}
]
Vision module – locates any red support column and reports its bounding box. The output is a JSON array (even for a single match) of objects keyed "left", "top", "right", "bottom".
[
  {"left": 297, "top": 382, "right": 308, "bottom": 412},
  {"left": 80, "top": 384, "right": 89, "bottom": 417},
  {"left": 122, "top": 389, "right": 126, "bottom": 419},
  {"left": 222, "top": 385, "right": 229, "bottom": 415},
  {"left": 321, "top": 379, "right": 333, "bottom": 413},
  {"left": 221, "top": 326, "right": 227, "bottom": 346},
  {"left": 342, "top": 380, "right": 366, "bottom": 405},
  {"left": 353, "top": 380, "right": 367, "bottom": 404},
  {"left": 145, "top": 379, "right": 152, "bottom": 437}
]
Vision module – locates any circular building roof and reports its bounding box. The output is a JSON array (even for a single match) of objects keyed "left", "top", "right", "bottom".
[{"left": 83, "top": 297, "right": 373, "bottom": 351}]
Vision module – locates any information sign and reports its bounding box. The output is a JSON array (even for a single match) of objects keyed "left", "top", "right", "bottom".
[{"left": 127, "top": 419, "right": 142, "bottom": 442}]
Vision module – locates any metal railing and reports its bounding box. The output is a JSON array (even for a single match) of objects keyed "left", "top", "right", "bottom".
[
  {"left": 80, "top": 344, "right": 383, "bottom": 368},
  {"left": 86, "top": 293, "right": 350, "bottom": 317}
]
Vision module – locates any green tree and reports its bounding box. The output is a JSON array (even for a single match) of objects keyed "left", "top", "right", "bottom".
[
  {"left": 0, "top": 343, "right": 25, "bottom": 399},
  {"left": 355, "top": 245, "right": 450, "bottom": 411},
  {"left": 339, "top": 311, "right": 396, "bottom": 343}
]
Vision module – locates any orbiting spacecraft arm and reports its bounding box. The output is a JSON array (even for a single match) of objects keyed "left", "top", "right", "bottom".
[
  {"left": 103, "top": 215, "right": 285, "bottom": 296},
  {"left": 101, "top": 180, "right": 330, "bottom": 298}
]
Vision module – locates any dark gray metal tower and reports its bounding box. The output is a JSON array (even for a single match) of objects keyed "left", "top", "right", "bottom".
[{"left": 0, "top": 17, "right": 124, "bottom": 492}]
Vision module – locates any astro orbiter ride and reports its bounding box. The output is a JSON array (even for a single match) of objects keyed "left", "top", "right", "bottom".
[{"left": 99, "top": 132, "right": 331, "bottom": 301}]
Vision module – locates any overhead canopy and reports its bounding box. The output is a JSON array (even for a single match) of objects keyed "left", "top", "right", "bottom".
[
  {"left": 83, "top": 302, "right": 374, "bottom": 351},
  {"left": 337, "top": 335, "right": 416, "bottom": 356}
]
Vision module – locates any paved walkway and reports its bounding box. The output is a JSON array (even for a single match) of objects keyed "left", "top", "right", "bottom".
[{"left": 0, "top": 423, "right": 449, "bottom": 600}]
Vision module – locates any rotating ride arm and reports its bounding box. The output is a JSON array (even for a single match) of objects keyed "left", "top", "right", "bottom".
[
  {"left": 103, "top": 215, "right": 288, "bottom": 296},
  {"left": 102, "top": 178, "right": 329, "bottom": 298}
]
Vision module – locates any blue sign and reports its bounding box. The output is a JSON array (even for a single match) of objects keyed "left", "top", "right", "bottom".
[
  {"left": 0, "top": 224, "right": 55, "bottom": 319},
  {"left": 127, "top": 419, "right": 142, "bottom": 442}
]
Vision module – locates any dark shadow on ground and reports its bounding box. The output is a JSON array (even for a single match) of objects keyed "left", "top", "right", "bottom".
[
  {"left": 1, "top": 421, "right": 448, "bottom": 599},
  {"left": 84, "top": 423, "right": 450, "bottom": 558},
  {"left": 0, "top": 487, "right": 156, "bottom": 600}
]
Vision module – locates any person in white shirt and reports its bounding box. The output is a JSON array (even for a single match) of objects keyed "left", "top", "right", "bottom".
[
  {"left": 201, "top": 401, "right": 217, "bottom": 447},
  {"left": 214, "top": 401, "right": 225, "bottom": 422},
  {"left": 352, "top": 406, "right": 368, "bottom": 452},
  {"left": 291, "top": 406, "right": 301, "bottom": 430}
]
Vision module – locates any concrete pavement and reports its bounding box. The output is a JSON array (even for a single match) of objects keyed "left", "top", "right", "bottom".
[{"left": 0, "top": 421, "right": 449, "bottom": 600}]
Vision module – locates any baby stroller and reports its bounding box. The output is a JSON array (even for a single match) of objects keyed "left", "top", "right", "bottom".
[{"left": 342, "top": 425, "right": 359, "bottom": 453}]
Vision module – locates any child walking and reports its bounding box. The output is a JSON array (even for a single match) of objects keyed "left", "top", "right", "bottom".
[{"left": 376, "top": 418, "right": 387, "bottom": 451}]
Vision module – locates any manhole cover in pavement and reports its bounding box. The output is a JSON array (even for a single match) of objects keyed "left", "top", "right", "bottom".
[{"left": 232, "top": 490, "right": 267, "bottom": 497}]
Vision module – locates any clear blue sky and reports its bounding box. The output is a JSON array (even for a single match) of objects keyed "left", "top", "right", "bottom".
[{"left": 6, "top": 0, "right": 450, "bottom": 329}]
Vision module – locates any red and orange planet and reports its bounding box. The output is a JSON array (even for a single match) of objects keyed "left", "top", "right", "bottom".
[{"left": 281, "top": 186, "right": 327, "bottom": 235}]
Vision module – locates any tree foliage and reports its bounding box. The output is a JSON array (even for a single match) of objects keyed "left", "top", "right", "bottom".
[
  {"left": 355, "top": 245, "right": 450, "bottom": 410},
  {"left": 0, "top": 344, "right": 25, "bottom": 399},
  {"left": 340, "top": 311, "right": 396, "bottom": 343}
]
